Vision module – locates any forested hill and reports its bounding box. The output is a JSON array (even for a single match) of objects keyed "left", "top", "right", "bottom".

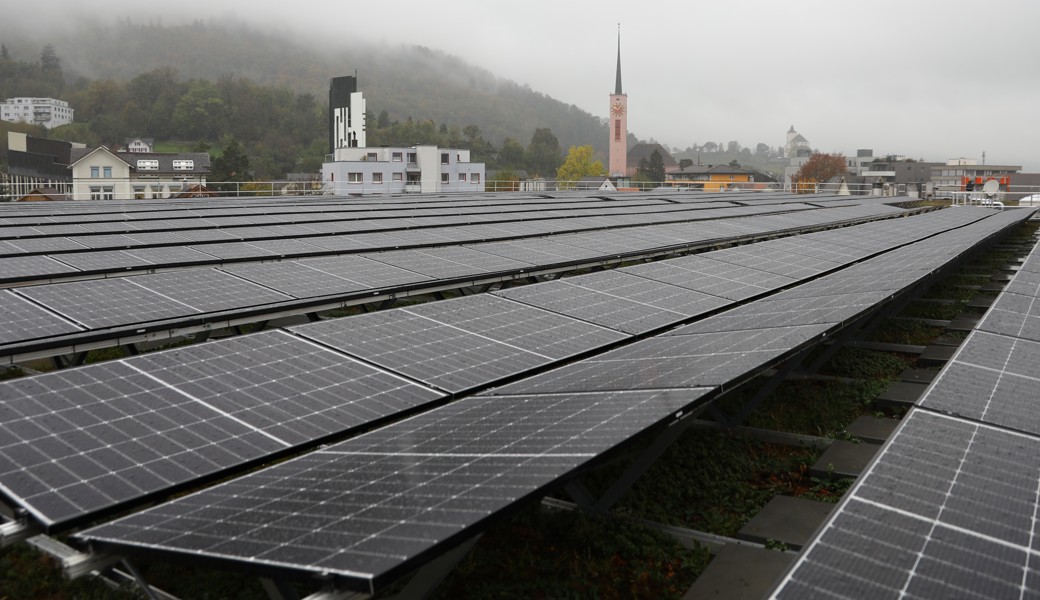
[{"left": 0, "top": 19, "right": 612, "bottom": 170}]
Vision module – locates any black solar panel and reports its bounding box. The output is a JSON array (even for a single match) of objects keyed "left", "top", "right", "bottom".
[
  {"left": 403, "top": 294, "right": 628, "bottom": 359},
  {"left": 0, "top": 331, "right": 444, "bottom": 528},
  {"left": 219, "top": 262, "right": 365, "bottom": 298},
  {"left": 562, "top": 270, "right": 730, "bottom": 317},
  {"left": 292, "top": 311, "right": 552, "bottom": 394},
  {"left": 77, "top": 388, "right": 708, "bottom": 592},
  {"left": 773, "top": 411, "right": 1040, "bottom": 600},
  {"left": 0, "top": 255, "right": 80, "bottom": 279},
  {"left": 129, "top": 269, "right": 294, "bottom": 312},
  {"left": 625, "top": 257, "right": 795, "bottom": 300},
  {"left": 0, "top": 291, "right": 83, "bottom": 345},
  {"left": 15, "top": 278, "right": 201, "bottom": 328},
  {"left": 493, "top": 280, "right": 689, "bottom": 334}
]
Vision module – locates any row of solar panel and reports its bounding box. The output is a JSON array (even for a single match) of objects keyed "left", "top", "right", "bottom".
[
  {"left": 0, "top": 207, "right": 1006, "bottom": 532},
  {"left": 0, "top": 202, "right": 908, "bottom": 358},
  {"left": 0, "top": 203, "right": 810, "bottom": 282},
  {"left": 72, "top": 208, "right": 1032, "bottom": 592},
  {"left": 0, "top": 191, "right": 836, "bottom": 226},
  {"left": 772, "top": 231, "right": 1040, "bottom": 599}
]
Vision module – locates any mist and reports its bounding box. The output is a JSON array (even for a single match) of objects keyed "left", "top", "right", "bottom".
[{"left": 3, "top": 0, "right": 1039, "bottom": 170}]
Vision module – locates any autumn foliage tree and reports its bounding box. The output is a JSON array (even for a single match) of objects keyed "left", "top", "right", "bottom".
[
  {"left": 793, "top": 152, "right": 847, "bottom": 193},
  {"left": 556, "top": 145, "right": 605, "bottom": 188}
]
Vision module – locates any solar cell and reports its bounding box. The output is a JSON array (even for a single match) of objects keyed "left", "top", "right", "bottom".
[
  {"left": 0, "top": 255, "right": 81, "bottom": 280},
  {"left": 77, "top": 389, "right": 707, "bottom": 591}
]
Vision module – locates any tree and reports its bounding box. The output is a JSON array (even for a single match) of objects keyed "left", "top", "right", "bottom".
[
  {"left": 1, "top": 45, "right": 9, "bottom": 61},
  {"left": 755, "top": 142, "right": 771, "bottom": 157},
  {"left": 212, "top": 135, "right": 250, "bottom": 189},
  {"left": 634, "top": 149, "right": 666, "bottom": 186},
  {"left": 525, "top": 128, "right": 561, "bottom": 178},
  {"left": 793, "top": 152, "right": 847, "bottom": 193},
  {"left": 702, "top": 141, "right": 718, "bottom": 153},
  {"left": 726, "top": 140, "right": 742, "bottom": 153},
  {"left": 679, "top": 158, "right": 694, "bottom": 170},
  {"left": 556, "top": 145, "right": 605, "bottom": 188},
  {"left": 497, "top": 137, "right": 525, "bottom": 169}
]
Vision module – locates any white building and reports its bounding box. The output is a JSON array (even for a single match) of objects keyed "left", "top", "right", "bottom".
[
  {"left": 323, "top": 145, "right": 484, "bottom": 195},
  {"left": 68, "top": 146, "right": 210, "bottom": 200},
  {"left": 1, "top": 97, "right": 74, "bottom": 128}
]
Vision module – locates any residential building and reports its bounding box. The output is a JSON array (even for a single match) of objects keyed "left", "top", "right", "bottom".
[
  {"left": 322, "top": 145, "right": 484, "bottom": 195},
  {"left": 124, "top": 138, "right": 155, "bottom": 153},
  {"left": 68, "top": 146, "right": 211, "bottom": 200},
  {"left": 1, "top": 97, "right": 74, "bottom": 128},
  {"left": 668, "top": 164, "right": 762, "bottom": 191}
]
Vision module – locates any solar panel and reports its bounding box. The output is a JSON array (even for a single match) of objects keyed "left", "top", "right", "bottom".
[
  {"left": 122, "top": 246, "right": 215, "bottom": 266},
  {"left": 624, "top": 257, "right": 795, "bottom": 300},
  {"left": 219, "top": 262, "right": 365, "bottom": 298},
  {"left": 0, "top": 255, "right": 81, "bottom": 280},
  {"left": 76, "top": 388, "right": 708, "bottom": 592},
  {"left": 977, "top": 288, "right": 1040, "bottom": 342},
  {"left": 402, "top": 294, "right": 628, "bottom": 359},
  {"left": 15, "top": 278, "right": 201, "bottom": 329},
  {"left": 191, "top": 242, "right": 277, "bottom": 260},
  {"left": 50, "top": 250, "right": 154, "bottom": 272},
  {"left": 362, "top": 247, "right": 532, "bottom": 279},
  {"left": 6, "top": 237, "right": 91, "bottom": 256},
  {"left": 918, "top": 330, "right": 1040, "bottom": 436},
  {"left": 299, "top": 255, "right": 432, "bottom": 290},
  {"left": 493, "top": 280, "right": 689, "bottom": 335},
  {"left": 561, "top": 270, "right": 730, "bottom": 317},
  {"left": 772, "top": 411, "right": 1040, "bottom": 600},
  {"left": 0, "top": 291, "right": 84, "bottom": 345},
  {"left": 129, "top": 269, "right": 294, "bottom": 312},
  {"left": 490, "top": 324, "right": 830, "bottom": 395},
  {"left": 292, "top": 311, "right": 552, "bottom": 394},
  {"left": 0, "top": 331, "right": 444, "bottom": 529}
]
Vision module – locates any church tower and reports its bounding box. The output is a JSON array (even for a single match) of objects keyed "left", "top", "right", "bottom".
[{"left": 608, "top": 26, "right": 628, "bottom": 178}]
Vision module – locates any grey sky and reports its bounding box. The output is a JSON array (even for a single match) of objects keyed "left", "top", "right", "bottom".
[{"left": 17, "top": 1, "right": 1040, "bottom": 170}]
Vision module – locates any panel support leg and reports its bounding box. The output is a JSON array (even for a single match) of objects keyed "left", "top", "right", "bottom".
[
  {"left": 723, "top": 345, "right": 814, "bottom": 428},
  {"left": 121, "top": 559, "right": 164, "bottom": 600},
  {"left": 388, "top": 535, "right": 481, "bottom": 600},
  {"left": 261, "top": 577, "right": 301, "bottom": 600}
]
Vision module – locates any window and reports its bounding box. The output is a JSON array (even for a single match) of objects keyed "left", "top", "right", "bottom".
[
  {"left": 392, "top": 152, "right": 403, "bottom": 162},
  {"left": 103, "top": 166, "right": 112, "bottom": 178},
  {"left": 614, "top": 120, "right": 621, "bottom": 141},
  {"left": 372, "top": 172, "right": 383, "bottom": 184},
  {"left": 441, "top": 173, "right": 449, "bottom": 183},
  {"left": 367, "top": 152, "right": 378, "bottom": 161},
  {"left": 471, "top": 173, "right": 480, "bottom": 184},
  {"left": 348, "top": 172, "right": 363, "bottom": 183},
  {"left": 137, "top": 159, "right": 159, "bottom": 171},
  {"left": 90, "top": 166, "right": 99, "bottom": 178},
  {"left": 133, "top": 185, "right": 146, "bottom": 200},
  {"left": 458, "top": 173, "right": 467, "bottom": 182},
  {"left": 172, "top": 160, "right": 194, "bottom": 171},
  {"left": 441, "top": 153, "right": 449, "bottom": 165},
  {"left": 89, "top": 186, "right": 102, "bottom": 200},
  {"left": 407, "top": 153, "right": 417, "bottom": 163},
  {"left": 102, "top": 186, "right": 114, "bottom": 200},
  {"left": 392, "top": 172, "right": 403, "bottom": 181}
]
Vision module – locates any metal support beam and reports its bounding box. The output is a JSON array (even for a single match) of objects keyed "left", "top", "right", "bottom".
[
  {"left": 121, "top": 559, "right": 165, "bottom": 600},
  {"left": 193, "top": 330, "right": 211, "bottom": 343},
  {"left": 589, "top": 415, "right": 697, "bottom": 513},
  {"left": 0, "top": 519, "right": 38, "bottom": 547},
  {"left": 63, "top": 550, "right": 122, "bottom": 580},
  {"left": 125, "top": 343, "right": 140, "bottom": 356},
  {"left": 724, "top": 345, "right": 815, "bottom": 428},
  {"left": 563, "top": 480, "right": 598, "bottom": 511},
  {"left": 253, "top": 320, "right": 270, "bottom": 332},
  {"left": 306, "top": 312, "right": 321, "bottom": 323},
  {"left": 378, "top": 299, "right": 396, "bottom": 310},
  {"left": 71, "top": 352, "right": 88, "bottom": 367},
  {"left": 388, "top": 535, "right": 481, "bottom": 600}
]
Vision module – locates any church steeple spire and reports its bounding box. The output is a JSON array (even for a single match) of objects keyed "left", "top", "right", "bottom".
[{"left": 614, "top": 24, "right": 623, "bottom": 95}]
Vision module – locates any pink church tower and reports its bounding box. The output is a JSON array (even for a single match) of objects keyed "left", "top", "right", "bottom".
[{"left": 608, "top": 26, "right": 628, "bottom": 179}]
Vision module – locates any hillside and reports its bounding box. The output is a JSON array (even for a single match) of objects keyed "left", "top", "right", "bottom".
[{"left": 0, "top": 19, "right": 613, "bottom": 161}]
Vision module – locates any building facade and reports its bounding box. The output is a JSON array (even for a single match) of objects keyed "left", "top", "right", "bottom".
[
  {"left": 322, "top": 145, "right": 484, "bottom": 195},
  {"left": 6, "top": 132, "right": 82, "bottom": 198},
  {"left": 1, "top": 97, "right": 74, "bottom": 128},
  {"left": 931, "top": 158, "right": 1020, "bottom": 196},
  {"left": 68, "top": 146, "right": 211, "bottom": 200}
]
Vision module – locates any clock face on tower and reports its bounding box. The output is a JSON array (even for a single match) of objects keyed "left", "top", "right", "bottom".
[{"left": 611, "top": 101, "right": 626, "bottom": 116}]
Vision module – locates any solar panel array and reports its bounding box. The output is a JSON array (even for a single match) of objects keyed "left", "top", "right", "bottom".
[
  {"left": 771, "top": 220, "right": 1040, "bottom": 599},
  {"left": 0, "top": 199, "right": 912, "bottom": 364},
  {"left": 71, "top": 207, "right": 1031, "bottom": 593}
]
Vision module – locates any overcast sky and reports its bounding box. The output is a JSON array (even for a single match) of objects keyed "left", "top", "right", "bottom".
[{"left": 21, "top": 1, "right": 1040, "bottom": 170}]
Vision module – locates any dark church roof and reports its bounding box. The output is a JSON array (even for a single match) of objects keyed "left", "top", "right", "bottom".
[{"left": 627, "top": 143, "right": 677, "bottom": 168}]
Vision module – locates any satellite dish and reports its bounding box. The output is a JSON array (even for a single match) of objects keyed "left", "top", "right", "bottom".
[{"left": 982, "top": 179, "right": 999, "bottom": 196}]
